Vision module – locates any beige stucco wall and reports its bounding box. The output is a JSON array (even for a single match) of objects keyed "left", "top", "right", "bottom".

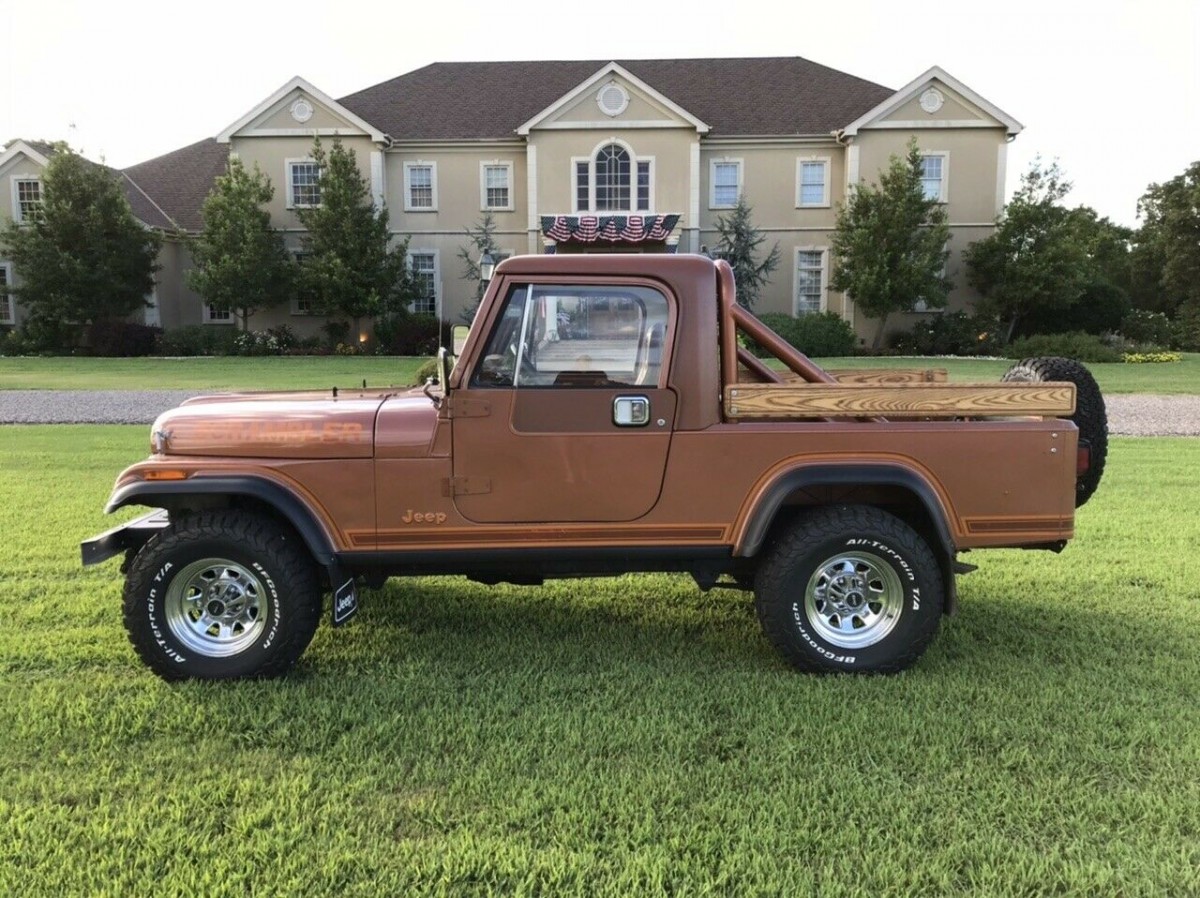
[
  {"left": 884, "top": 83, "right": 987, "bottom": 123},
  {"left": 229, "top": 134, "right": 379, "bottom": 228},
  {"left": 549, "top": 76, "right": 688, "bottom": 126},
  {"left": 529, "top": 127, "right": 695, "bottom": 218},
  {"left": 853, "top": 128, "right": 1006, "bottom": 225},
  {"left": 0, "top": 153, "right": 48, "bottom": 327}
]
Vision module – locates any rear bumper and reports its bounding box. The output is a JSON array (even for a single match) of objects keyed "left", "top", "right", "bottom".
[{"left": 81, "top": 510, "right": 170, "bottom": 567}]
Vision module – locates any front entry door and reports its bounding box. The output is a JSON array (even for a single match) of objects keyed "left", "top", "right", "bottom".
[{"left": 452, "top": 281, "right": 674, "bottom": 524}]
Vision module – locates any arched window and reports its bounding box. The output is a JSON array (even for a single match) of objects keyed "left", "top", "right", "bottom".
[
  {"left": 595, "top": 145, "right": 631, "bottom": 211},
  {"left": 575, "top": 143, "right": 652, "bottom": 213}
]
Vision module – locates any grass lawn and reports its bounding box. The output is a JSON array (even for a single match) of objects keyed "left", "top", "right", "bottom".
[
  {"left": 1, "top": 352, "right": 1197, "bottom": 394},
  {"left": 2, "top": 426, "right": 1199, "bottom": 895},
  {"left": 0, "top": 355, "right": 428, "bottom": 392}
]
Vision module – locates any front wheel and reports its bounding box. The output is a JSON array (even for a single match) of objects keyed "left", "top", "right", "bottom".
[
  {"left": 123, "top": 510, "right": 322, "bottom": 681},
  {"left": 754, "top": 506, "right": 944, "bottom": 674}
]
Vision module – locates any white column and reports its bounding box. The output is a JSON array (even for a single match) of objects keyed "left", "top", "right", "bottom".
[
  {"left": 370, "top": 151, "right": 385, "bottom": 210},
  {"left": 689, "top": 139, "right": 701, "bottom": 252},
  {"left": 526, "top": 143, "right": 539, "bottom": 254}
]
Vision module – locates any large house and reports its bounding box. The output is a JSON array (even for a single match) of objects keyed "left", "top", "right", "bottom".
[{"left": 0, "top": 57, "right": 1021, "bottom": 343}]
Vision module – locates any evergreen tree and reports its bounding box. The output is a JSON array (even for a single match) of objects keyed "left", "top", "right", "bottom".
[
  {"left": 456, "top": 212, "right": 500, "bottom": 324},
  {"left": 713, "top": 195, "right": 780, "bottom": 310},
  {"left": 0, "top": 144, "right": 160, "bottom": 348},
  {"left": 297, "top": 138, "right": 410, "bottom": 340},
  {"left": 187, "top": 157, "right": 293, "bottom": 331},
  {"left": 830, "top": 141, "right": 951, "bottom": 348}
]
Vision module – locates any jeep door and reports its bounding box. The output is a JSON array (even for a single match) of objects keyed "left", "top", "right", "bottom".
[{"left": 450, "top": 280, "right": 675, "bottom": 523}]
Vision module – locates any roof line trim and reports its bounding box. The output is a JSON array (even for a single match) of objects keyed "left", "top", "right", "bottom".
[
  {"left": 216, "top": 76, "right": 387, "bottom": 144},
  {"left": 842, "top": 66, "right": 1023, "bottom": 137},
  {"left": 516, "top": 62, "right": 710, "bottom": 136}
]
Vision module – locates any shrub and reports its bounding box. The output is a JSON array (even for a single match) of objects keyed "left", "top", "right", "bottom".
[
  {"left": 1020, "top": 280, "right": 1130, "bottom": 337},
  {"left": 1122, "top": 351, "right": 1181, "bottom": 364},
  {"left": 412, "top": 357, "right": 439, "bottom": 385},
  {"left": 1005, "top": 331, "right": 1122, "bottom": 363},
  {"left": 750, "top": 312, "right": 856, "bottom": 358},
  {"left": 321, "top": 320, "right": 351, "bottom": 350},
  {"left": 155, "top": 325, "right": 240, "bottom": 356},
  {"left": 1, "top": 328, "right": 36, "bottom": 356},
  {"left": 890, "top": 311, "right": 1001, "bottom": 356},
  {"left": 373, "top": 314, "right": 441, "bottom": 356},
  {"left": 85, "top": 321, "right": 162, "bottom": 357},
  {"left": 1119, "top": 310, "right": 1173, "bottom": 347}
]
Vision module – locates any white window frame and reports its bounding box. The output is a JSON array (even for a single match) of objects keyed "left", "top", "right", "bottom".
[
  {"left": 285, "top": 158, "right": 321, "bottom": 209},
  {"left": 0, "top": 262, "right": 14, "bottom": 325},
  {"left": 407, "top": 249, "right": 440, "bottom": 317},
  {"left": 571, "top": 140, "right": 654, "bottom": 214},
  {"left": 795, "top": 157, "right": 831, "bottom": 208},
  {"left": 919, "top": 152, "right": 949, "bottom": 203},
  {"left": 404, "top": 161, "right": 438, "bottom": 212},
  {"left": 793, "top": 246, "right": 828, "bottom": 316},
  {"left": 204, "top": 304, "right": 235, "bottom": 325},
  {"left": 10, "top": 177, "right": 43, "bottom": 224},
  {"left": 479, "top": 161, "right": 515, "bottom": 211},
  {"left": 709, "top": 158, "right": 743, "bottom": 209}
]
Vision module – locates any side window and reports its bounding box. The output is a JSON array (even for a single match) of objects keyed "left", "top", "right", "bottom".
[{"left": 471, "top": 284, "right": 670, "bottom": 389}]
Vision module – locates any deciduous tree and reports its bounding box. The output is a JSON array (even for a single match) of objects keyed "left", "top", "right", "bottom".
[
  {"left": 831, "top": 141, "right": 951, "bottom": 348},
  {"left": 964, "top": 160, "right": 1091, "bottom": 343}
]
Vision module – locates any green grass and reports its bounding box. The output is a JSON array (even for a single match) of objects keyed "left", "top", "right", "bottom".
[
  {"left": 0, "top": 356, "right": 427, "bottom": 391},
  {"left": 2, "top": 352, "right": 1196, "bottom": 394},
  {"left": 3, "top": 427, "right": 1199, "bottom": 895}
]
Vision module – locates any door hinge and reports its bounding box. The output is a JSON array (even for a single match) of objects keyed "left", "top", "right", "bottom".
[
  {"left": 448, "top": 398, "right": 491, "bottom": 418},
  {"left": 442, "top": 476, "right": 492, "bottom": 497}
]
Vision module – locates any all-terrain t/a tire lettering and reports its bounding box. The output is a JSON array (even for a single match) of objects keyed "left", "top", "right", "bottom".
[
  {"left": 123, "top": 511, "right": 321, "bottom": 681},
  {"left": 754, "top": 506, "right": 943, "bottom": 674}
]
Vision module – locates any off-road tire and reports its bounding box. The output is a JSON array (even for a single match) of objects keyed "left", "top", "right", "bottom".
[
  {"left": 123, "top": 510, "right": 321, "bottom": 681},
  {"left": 754, "top": 505, "right": 943, "bottom": 674},
  {"left": 1002, "top": 356, "right": 1107, "bottom": 507}
]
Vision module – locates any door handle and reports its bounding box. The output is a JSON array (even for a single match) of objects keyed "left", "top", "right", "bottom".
[{"left": 613, "top": 395, "right": 650, "bottom": 427}]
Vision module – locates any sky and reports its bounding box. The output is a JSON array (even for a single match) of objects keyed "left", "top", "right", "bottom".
[{"left": 3, "top": 0, "right": 1196, "bottom": 227}]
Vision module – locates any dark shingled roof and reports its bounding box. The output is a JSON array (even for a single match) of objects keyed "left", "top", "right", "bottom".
[
  {"left": 122, "top": 138, "right": 229, "bottom": 232},
  {"left": 338, "top": 57, "right": 894, "bottom": 141}
]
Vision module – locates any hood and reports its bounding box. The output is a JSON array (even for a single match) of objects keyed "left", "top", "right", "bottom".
[{"left": 152, "top": 388, "right": 399, "bottom": 459}]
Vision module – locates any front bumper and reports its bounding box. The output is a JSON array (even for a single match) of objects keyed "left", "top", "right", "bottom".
[{"left": 81, "top": 510, "right": 170, "bottom": 566}]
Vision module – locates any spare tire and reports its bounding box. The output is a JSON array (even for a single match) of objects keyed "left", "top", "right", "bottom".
[{"left": 1002, "top": 356, "right": 1107, "bottom": 507}]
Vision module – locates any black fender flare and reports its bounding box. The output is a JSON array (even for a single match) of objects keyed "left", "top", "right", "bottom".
[
  {"left": 105, "top": 475, "right": 337, "bottom": 567},
  {"left": 735, "top": 463, "right": 959, "bottom": 614}
]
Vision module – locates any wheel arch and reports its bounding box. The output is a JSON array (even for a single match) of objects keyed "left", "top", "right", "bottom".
[
  {"left": 106, "top": 476, "right": 337, "bottom": 568},
  {"left": 735, "top": 463, "right": 959, "bottom": 614}
]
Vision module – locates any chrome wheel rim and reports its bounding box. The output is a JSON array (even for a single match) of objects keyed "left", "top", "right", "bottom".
[
  {"left": 165, "top": 558, "right": 269, "bottom": 657},
  {"left": 803, "top": 551, "right": 904, "bottom": 649}
]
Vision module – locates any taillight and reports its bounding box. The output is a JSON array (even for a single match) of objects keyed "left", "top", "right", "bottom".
[{"left": 1077, "top": 442, "right": 1091, "bottom": 477}]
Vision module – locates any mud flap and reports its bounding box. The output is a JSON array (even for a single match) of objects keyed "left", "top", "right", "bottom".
[{"left": 328, "top": 561, "right": 359, "bottom": 627}]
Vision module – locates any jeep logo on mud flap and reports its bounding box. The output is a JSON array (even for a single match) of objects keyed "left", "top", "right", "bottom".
[{"left": 333, "top": 579, "right": 358, "bottom": 626}]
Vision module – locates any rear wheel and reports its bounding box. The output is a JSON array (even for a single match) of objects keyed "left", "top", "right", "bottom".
[
  {"left": 123, "top": 510, "right": 321, "bottom": 681},
  {"left": 754, "top": 505, "right": 943, "bottom": 674},
  {"left": 1002, "top": 356, "right": 1107, "bottom": 507}
]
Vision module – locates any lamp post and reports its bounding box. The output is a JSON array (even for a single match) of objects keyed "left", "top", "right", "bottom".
[{"left": 479, "top": 253, "right": 496, "bottom": 286}]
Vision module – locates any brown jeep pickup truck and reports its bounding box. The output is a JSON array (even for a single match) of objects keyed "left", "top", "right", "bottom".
[{"left": 83, "top": 255, "right": 1106, "bottom": 680}]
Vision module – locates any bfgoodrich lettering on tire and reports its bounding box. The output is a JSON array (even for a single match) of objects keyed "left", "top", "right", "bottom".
[
  {"left": 754, "top": 505, "right": 943, "bottom": 674},
  {"left": 123, "top": 510, "right": 321, "bottom": 681}
]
